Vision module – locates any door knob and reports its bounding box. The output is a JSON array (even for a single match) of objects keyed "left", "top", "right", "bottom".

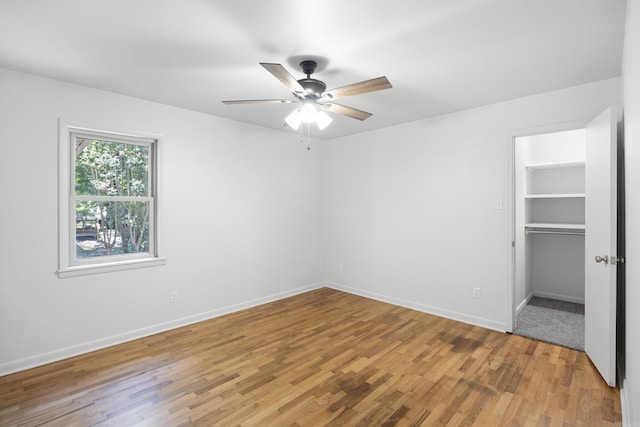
[{"left": 595, "top": 255, "right": 609, "bottom": 264}]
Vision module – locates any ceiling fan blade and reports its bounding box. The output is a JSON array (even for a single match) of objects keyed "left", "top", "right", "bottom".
[
  {"left": 322, "top": 103, "right": 372, "bottom": 121},
  {"left": 260, "top": 63, "right": 306, "bottom": 94},
  {"left": 222, "top": 99, "right": 294, "bottom": 105},
  {"left": 324, "top": 76, "right": 392, "bottom": 100}
]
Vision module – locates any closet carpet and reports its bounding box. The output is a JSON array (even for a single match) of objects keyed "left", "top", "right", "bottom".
[{"left": 514, "top": 297, "right": 585, "bottom": 351}]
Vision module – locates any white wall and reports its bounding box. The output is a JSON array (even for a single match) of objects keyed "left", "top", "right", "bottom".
[
  {"left": 0, "top": 68, "right": 324, "bottom": 374},
  {"left": 622, "top": 0, "right": 640, "bottom": 423},
  {"left": 323, "top": 78, "right": 620, "bottom": 332}
]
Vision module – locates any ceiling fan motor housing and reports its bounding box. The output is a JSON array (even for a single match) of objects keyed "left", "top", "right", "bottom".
[
  {"left": 298, "top": 60, "right": 326, "bottom": 98},
  {"left": 298, "top": 78, "right": 326, "bottom": 98}
]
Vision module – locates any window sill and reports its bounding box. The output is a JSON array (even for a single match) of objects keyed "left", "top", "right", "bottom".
[{"left": 57, "top": 257, "right": 167, "bottom": 278}]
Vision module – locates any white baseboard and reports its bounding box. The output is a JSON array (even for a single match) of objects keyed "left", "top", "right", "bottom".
[
  {"left": 3, "top": 282, "right": 572, "bottom": 376},
  {"left": 516, "top": 293, "right": 534, "bottom": 315},
  {"left": 619, "top": 369, "right": 632, "bottom": 427},
  {"left": 532, "top": 291, "right": 584, "bottom": 305},
  {"left": 0, "top": 282, "right": 324, "bottom": 376},
  {"left": 325, "top": 282, "right": 506, "bottom": 332}
]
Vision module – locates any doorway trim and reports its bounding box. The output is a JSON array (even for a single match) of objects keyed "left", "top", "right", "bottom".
[{"left": 506, "top": 119, "right": 591, "bottom": 333}]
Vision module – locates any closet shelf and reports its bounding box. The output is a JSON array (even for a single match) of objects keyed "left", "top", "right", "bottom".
[
  {"left": 525, "top": 193, "right": 585, "bottom": 199},
  {"left": 525, "top": 160, "right": 585, "bottom": 170},
  {"left": 525, "top": 223, "right": 585, "bottom": 230}
]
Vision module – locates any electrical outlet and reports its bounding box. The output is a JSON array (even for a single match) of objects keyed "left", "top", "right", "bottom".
[
  {"left": 473, "top": 287, "right": 481, "bottom": 299},
  {"left": 170, "top": 291, "right": 178, "bottom": 303}
]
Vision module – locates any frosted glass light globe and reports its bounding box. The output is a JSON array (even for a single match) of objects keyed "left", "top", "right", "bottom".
[
  {"left": 299, "top": 102, "right": 319, "bottom": 124},
  {"left": 316, "top": 110, "right": 333, "bottom": 130},
  {"left": 285, "top": 110, "right": 301, "bottom": 130}
]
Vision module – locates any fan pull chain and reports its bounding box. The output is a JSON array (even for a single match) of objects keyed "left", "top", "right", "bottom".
[
  {"left": 297, "top": 123, "right": 311, "bottom": 151},
  {"left": 299, "top": 122, "right": 303, "bottom": 145}
]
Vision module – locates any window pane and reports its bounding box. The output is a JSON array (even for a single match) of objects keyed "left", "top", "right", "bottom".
[
  {"left": 75, "top": 201, "right": 150, "bottom": 259},
  {"left": 75, "top": 139, "right": 149, "bottom": 197}
]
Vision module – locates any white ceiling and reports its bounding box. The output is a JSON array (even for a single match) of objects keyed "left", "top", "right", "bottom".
[{"left": 0, "top": 0, "right": 627, "bottom": 140}]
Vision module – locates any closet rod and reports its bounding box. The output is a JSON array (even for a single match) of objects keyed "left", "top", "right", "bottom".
[{"left": 525, "top": 229, "right": 584, "bottom": 236}]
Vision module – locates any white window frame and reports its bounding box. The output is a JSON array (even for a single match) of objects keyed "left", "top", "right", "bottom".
[{"left": 58, "top": 119, "right": 166, "bottom": 278}]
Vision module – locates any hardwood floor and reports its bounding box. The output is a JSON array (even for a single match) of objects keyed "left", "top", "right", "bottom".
[{"left": 0, "top": 288, "right": 621, "bottom": 426}]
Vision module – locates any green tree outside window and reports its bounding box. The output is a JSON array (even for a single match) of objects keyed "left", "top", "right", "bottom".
[{"left": 74, "top": 139, "right": 150, "bottom": 258}]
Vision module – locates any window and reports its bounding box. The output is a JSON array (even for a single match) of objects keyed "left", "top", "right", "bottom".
[{"left": 58, "top": 121, "right": 165, "bottom": 277}]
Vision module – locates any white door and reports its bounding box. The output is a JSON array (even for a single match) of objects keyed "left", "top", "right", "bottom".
[{"left": 584, "top": 106, "right": 618, "bottom": 387}]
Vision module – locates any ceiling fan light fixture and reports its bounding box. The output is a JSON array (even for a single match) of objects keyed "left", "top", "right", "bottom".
[
  {"left": 285, "top": 110, "right": 301, "bottom": 130},
  {"left": 225, "top": 60, "right": 391, "bottom": 133},
  {"left": 316, "top": 110, "right": 333, "bottom": 130},
  {"left": 299, "top": 102, "right": 319, "bottom": 124}
]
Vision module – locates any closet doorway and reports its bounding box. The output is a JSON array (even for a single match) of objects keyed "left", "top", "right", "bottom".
[
  {"left": 513, "top": 129, "right": 586, "bottom": 350},
  {"left": 511, "top": 106, "right": 619, "bottom": 386}
]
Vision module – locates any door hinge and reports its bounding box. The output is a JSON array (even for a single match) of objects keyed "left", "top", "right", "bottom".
[{"left": 612, "top": 256, "right": 625, "bottom": 265}]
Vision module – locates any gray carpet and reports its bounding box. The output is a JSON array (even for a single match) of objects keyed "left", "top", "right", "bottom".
[{"left": 514, "top": 297, "right": 585, "bottom": 351}]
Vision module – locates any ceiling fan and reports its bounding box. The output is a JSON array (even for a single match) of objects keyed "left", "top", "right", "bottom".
[{"left": 222, "top": 60, "right": 392, "bottom": 130}]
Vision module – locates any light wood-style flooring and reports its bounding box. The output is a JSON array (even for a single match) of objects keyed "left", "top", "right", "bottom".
[{"left": 0, "top": 288, "right": 621, "bottom": 426}]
